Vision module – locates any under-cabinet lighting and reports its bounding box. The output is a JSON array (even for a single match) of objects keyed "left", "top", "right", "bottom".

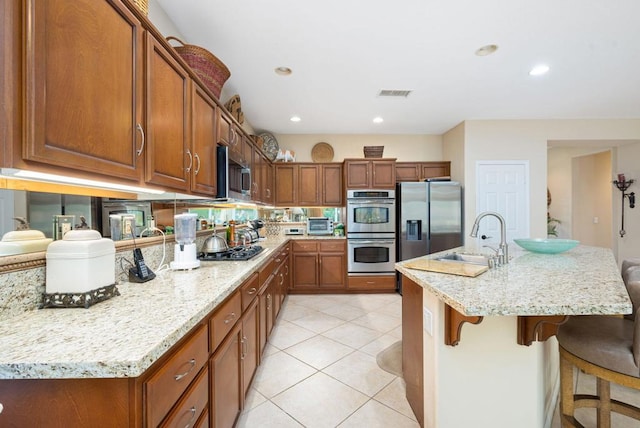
[{"left": 1, "top": 169, "right": 165, "bottom": 195}]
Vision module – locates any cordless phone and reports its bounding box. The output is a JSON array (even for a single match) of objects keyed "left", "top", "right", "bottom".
[{"left": 129, "top": 248, "right": 155, "bottom": 282}]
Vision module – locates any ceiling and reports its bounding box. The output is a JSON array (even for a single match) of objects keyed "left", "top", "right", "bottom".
[{"left": 156, "top": 0, "right": 640, "bottom": 136}]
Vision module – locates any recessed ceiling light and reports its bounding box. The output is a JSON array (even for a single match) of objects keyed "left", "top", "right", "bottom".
[
  {"left": 373, "top": 117, "right": 384, "bottom": 124},
  {"left": 275, "top": 66, "right": 292, "bottom": 76},
  {"left": 475, "top": 44, "right": 498, "bottom": 56},
  {"left": 529, "top": 64, "right": 550, "bottom": 76},
  {"left": 290, "top": 116, "right": 301, "bottom": 122}
]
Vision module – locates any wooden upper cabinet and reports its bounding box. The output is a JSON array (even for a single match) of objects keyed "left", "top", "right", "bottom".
[
  {"left": 23, "top": 0, "right": 144, "bottom": 182},
  {"left": 251, "top": 146, "right": 263, "bottom": 202},
  {"left": 264, "top": 161, "right": 274, "bottom": 205},
  {"left": 190, "top": 84, "right": 217, "bottom": 195},
  {"left": 298, "top": 164, "right": 321, "bottom": 206},
  {"left": 321, "top": 164, "right": 343, "bottom": 206},
  {"left": 274, "top": 164, "right": 297, "bottom": 206},
  {"left": 395, "top": 163, "right": 420, "bottom": 182},
  {"left": 217, "top": 110, "right": 232, "bottom": 146},
  {"left": 396, "top": 161, "right": 452, "bottom": 182},
  {"left": 144, "top": 33, "right": 191, "bottom": 190},
  {"left": 344, "top": 159, "right": 396, "bottom": 189},
  {"left": 421, "top": 161, "right": 451, "bottom": 180}
]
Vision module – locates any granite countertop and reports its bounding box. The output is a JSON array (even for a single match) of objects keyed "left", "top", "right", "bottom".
[
  {"left": 396, "top": 244, "right": 632, "bottom": 317},
  {"left": 0, "top": 235, "right": 344, "bottom": 380}
]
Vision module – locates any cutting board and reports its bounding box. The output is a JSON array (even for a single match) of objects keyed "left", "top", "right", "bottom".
[{"left": 404, "top": 259, "right": 488, "bottom": 277}]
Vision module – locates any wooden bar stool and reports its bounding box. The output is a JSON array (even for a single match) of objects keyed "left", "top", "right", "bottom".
[{"left": 557, "top": 265, "right": 640, "bottom": 427}]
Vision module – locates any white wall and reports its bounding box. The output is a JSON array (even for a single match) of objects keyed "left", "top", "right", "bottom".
[
  {"left": 442, "top": 122, "right": 465, "bottom": 184},
  {"left": 615, "top": 141, "right": 640, "bottom": 264},
  {"left": 273, "top": 134, "right": 443, "bottom": 163}
]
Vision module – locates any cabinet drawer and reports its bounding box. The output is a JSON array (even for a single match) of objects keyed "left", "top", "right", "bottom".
[
  {"left": 195, "top": 410, "right": 209, "bottom": 428},
  {"left": 160, "top": 366, "right": 208, "bottom": 428},
  {"left": 146, "top": 324, "right": 208, "bottom": 428},
  {"left": 210, "top": 291, "right": 242, "bottom": 351},
  {"left": 319, "top": 240, "right": 345, "bottom": 252},
  {"left": 240, "top": 273, "right": 259, "bottom": 311},
  {"left": 348, "top": 275, "right": 397, "bottom": 291},
  {"left": 292, "top": 241, "right": 318, "bottom": 252}
]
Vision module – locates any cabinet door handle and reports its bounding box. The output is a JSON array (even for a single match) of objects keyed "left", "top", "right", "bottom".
[
  {"left": 224, "top": 312, "right": 236, "bottom": 324},
  {"left": 185, "top": 149, "right": 193, "bottom": 172},
  {"left": 242, "top": 335, "right": 248, "bottom": 359},
  {"left": 174, "top": 358, "right": 196, "bottom": 381},
  {"left": 247, "top": 287, "right": 257, "bottom": 295},
  {"left": 266, "top": 294, "right": 271, "bottom": 310},
  {"left": 184, "top": 406, "right": 197, "bottom": 428},
  {"left": 193, "top": 153, "right": 201, "bottom": 175},
  {"left": 280, "top": 273, "right": 284, "bottom": 285},
  {"left": 135, "top": 123, "right": 145, "bottom": 156}
]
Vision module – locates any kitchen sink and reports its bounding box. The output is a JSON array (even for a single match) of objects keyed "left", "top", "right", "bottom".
[{"left": 435, "top": 253, "right": 491, "bottom": 266}]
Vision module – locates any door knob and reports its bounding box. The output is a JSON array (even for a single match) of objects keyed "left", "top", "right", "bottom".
[{"left": 481, "top": 235, "right": 492, "bottom": 240}]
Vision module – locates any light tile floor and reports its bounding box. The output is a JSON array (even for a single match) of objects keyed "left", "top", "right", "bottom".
[
  {"left": 239, "top": 293, "right": 640, "bottom": 427},
  {"left": 237, "top": 293, "right": 419, "bottom": 428}
]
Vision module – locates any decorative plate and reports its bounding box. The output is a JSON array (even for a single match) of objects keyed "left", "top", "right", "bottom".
[
  {"left": 224, "top": 94, "right": 244, "bottom": 124},
  {"left": 259, "top": 132, "right": 279, "bottom": 161},
  {"left": 311, "top": 142, "right": 334, "bottom": 162}
]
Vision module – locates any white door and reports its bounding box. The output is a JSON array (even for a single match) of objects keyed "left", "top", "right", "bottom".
[{"left": 476, "top": 161, "right": 530, "bottom": 245}]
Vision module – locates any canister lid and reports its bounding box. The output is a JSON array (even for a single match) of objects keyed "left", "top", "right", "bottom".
[
  {"left": 62, "top": 230, "right": 103, "bottom": 241},
  {"left": 1, "top": 229, "right": 47, "bottom": 242}
]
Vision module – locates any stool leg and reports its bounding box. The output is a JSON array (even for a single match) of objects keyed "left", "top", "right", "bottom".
[
  {"left": 560, "top": 352, "right": 576, "bottom": 427},
  {"left": 596, "top": 377, "right": 611, "bottom": 428}
]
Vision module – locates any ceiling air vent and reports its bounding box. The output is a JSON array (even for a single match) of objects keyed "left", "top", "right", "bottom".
[{"left": 378, "top": 89, "right": 412, "bottom": 97}]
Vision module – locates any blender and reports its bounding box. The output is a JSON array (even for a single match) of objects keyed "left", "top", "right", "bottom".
[{"left": 170, "top": 213, "right": 201, "bottom": 270}]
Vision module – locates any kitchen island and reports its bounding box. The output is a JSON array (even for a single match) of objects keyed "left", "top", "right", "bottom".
[{"left": 396, "top": 244, "right": 632, "bottom": 428}]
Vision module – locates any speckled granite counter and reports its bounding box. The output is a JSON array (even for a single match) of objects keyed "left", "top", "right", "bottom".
[
  {"left": 0, "top": 236, "right": 344, "bottom": 380},
  {"left": 396, "top": 244, "right": 632, "bottom": 317}
]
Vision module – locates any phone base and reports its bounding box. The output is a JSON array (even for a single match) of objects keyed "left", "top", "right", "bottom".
[{"left": 129, "top": 267, "right": 156, "bottom": 283}]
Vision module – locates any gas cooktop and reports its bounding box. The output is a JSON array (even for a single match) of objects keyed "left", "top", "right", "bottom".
[{"left": 198, "top": 245, "right": 264, "bottom": 261}]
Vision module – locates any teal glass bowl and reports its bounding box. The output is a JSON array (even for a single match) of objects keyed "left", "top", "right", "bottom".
[{"left": 513, "top": 238, "right": 580, "bottom": 254}]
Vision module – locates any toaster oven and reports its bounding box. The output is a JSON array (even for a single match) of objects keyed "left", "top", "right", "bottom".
[{"left": 306, "top": 217, "right": 334, "bottom": 235}]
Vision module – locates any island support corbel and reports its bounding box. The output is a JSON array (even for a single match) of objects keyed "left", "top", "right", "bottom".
[
  {"left": 444, "top": 304, "right": 484, "bottom": 346},
  {"left": 517, "top": 315, "right": 569, "bottom": 346}
]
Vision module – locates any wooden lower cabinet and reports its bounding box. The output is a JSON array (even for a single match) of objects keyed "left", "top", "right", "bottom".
[
  {"left": 291, "top": 240, "right": 346, "bottom": 292},
  {"left": 241, "top": 298, "right": 260, "bottom": 395},
  {"left": 211, "top": 323, "right": 242, "bottom": 428}
]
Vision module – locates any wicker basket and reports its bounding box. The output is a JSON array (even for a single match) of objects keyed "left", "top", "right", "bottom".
[
  {"left": 166, "top": 37, "right": 231, "bottom": 99},
  {"left": 363, "top": 146, "right": 384, "bottom": 158},
  {"left": 132, "top": 0, "right": 148, "bottom": 15}
]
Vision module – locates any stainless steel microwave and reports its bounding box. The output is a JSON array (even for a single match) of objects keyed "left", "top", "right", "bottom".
[{"left": 216, "top": 145, "right": 251, "bottom": 201}]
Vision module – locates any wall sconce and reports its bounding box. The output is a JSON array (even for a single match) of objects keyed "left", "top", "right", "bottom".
[{"left": 613, "top": 174, "right": 635, "bottom": 237}]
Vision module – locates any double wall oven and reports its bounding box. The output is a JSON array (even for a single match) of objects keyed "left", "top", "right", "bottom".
[{"left": 346, "top": 189, "right": 396, "bottom": 275}]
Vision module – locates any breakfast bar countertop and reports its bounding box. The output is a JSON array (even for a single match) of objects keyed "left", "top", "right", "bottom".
[{"left": 395, "top": 244, "right": 632, "bottom": 317}]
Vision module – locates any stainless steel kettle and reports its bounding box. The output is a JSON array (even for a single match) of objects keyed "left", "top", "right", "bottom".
[{"left": 201, "top": 232, "right": 229, "bottom": 254}]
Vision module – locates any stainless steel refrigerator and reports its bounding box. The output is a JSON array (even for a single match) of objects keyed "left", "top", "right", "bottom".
[{"left": 397, "top": 180, "right": 463, "bottom": 263}]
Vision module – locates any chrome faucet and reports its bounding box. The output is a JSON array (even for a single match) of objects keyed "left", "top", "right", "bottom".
[{"left": 470, "top": 211, "right": 509, "bottom": 265}]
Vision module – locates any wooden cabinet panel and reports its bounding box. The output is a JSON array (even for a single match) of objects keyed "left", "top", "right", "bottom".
[
  {"left": 145, "top": 33, "right": 191, "bottom": 190},
  {"left": 252, "top": 146, "right": 263, "bottom": 202},
  {"left": 211, "top": 324, "right": 242, "bottom": 428},
  {"left": 395, "top": 163, "right": 420, "bottom": 182},
  {"left": 344, "top": 160, "right": 370, "bottom": 188},
  {"left": 345, "top": 159, "right": 396, "bottom": 189},
  {"left": 146, "top": 324, "right": 208, "bottom": 428},
  {"left": 319, "top": 253, "right": 346, "bottom": 288},
  {"left": 292, "top": 253, "right": 319, "bottom": 289},
  {"left": 217, "top": 110, "right": 232, "bottom": 146},
  {"left": 292, "top": 239, "right": 346, "bottom": 291},
  {"left": 275, "top": 164, "right": 297, "bottom": 206},
  {"left": 421, "top": 162, "right": 451, "bottom": 180},
  {"left": 298, "top": 164, "right": 321, "bottom": 206},
  {"left": 209, "top": 292, "right": 242, "bottom": 351},
  {"left": 190, "top": 84, "right": 217, "bottom": 195},
  {"left": 371, "top": 160, "right": 396, "bottom": 188},
  {"left": 241, "top": 298, "right": 260, "bottom": 396},
  {"left": 24, "top": 0, "right": 143, "bottom": 181},
  {"left": 160, "top": 366, "right": 208, "bottom": 428},
  {"left": 264, "top": 161, "right": 274, "bottom": 205},
  {"left": 396, "top": 161, "right": 451, "bottom": 182},
  {"left": 322, "top": 164, "right": 344, "bottom": 206},
  {"left": 402, "top": 276, "right": 424, "bottom": 427}
]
